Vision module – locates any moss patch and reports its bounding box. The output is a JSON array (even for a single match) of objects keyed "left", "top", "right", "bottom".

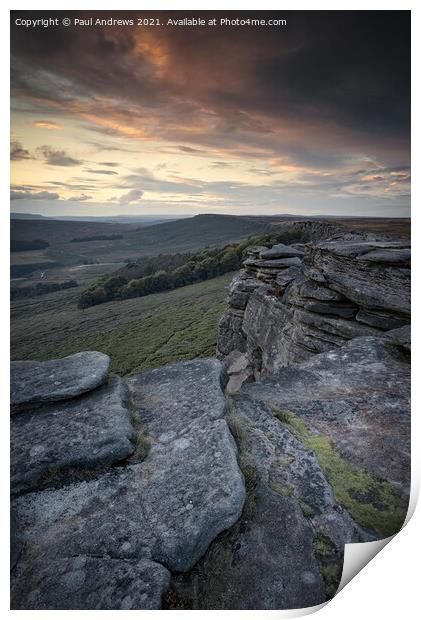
[
  {"left": 271, "top": 408, "right": 407, "bottom": 537},
  {"left": 313, "top": 535, "right": 342, "bottom": 600},
  {"left": 268, "top": 479, "right": 293, "bottom": 497},
  {"left": 298, "top": 499, "right": 315, "bottom": 519}
]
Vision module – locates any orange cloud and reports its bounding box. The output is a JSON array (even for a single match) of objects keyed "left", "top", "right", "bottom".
[{"left": 33, "top": 120, "right": 62, "bottom": 130}]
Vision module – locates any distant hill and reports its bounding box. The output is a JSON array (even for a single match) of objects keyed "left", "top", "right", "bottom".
[
  {"left": 10, "top": 219, "right": 136, "bottom": 244},
  {"left": 11, "top": 213, "right": 47, "bottom": 220},
  {"left": 124, "top": 214, "right": 270, "bottom": 254},
  {"left": 10, "top": 213, "right": 187, "bottom": 225},
  {"left": 10, "top": 213, "right": 271, "bottom": 260}
]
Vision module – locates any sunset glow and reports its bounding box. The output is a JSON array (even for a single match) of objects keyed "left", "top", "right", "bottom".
[{"left": 11, "top": 11, "right": 410, "bottom": 217}]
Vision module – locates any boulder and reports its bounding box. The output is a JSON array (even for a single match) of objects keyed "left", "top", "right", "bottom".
[
  {"left": 11, "top": 376, "right": 135, "bottom": 495},
  {"left": 386, "top": 324, "right": 411, "bottom": 350},
  {"left": 11, "top": 351, "right": 110, "bottom": 413},
  {"left": 217, "top": 309, "right": 248, "bottom": 356},
  {"left": 304, "top": 301, "right": 357, "bottom": 319},
  {"left": 259, "top": 243, "right": 305, "bottom": 259}
]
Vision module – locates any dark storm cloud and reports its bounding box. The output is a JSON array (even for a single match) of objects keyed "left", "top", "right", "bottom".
[
  {"left": 10, "top": 10, "right": 410, "bottom": 216},
  {"left": 10, "top": 11, "right": 410, "bottom": 154}
]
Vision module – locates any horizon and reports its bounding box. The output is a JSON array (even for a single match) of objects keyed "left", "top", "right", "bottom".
[
  {"left": 10, "top": 210, "right": 411, "bottom": 221},
  {"left": 11, "top": 11, "right": 410, "bottom": 218}
]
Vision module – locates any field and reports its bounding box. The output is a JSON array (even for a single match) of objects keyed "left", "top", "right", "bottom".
[
  {"left": 332, "top": 217, "right": 411, "bottom": 239},
  {"left": 11, "top": 273, "right": 233, "bottom": 376}
]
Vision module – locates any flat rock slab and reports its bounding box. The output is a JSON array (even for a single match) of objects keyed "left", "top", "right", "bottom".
[
  {"left": 128, "top": 358, "right": 228, "bottom": 440},
  {"left": 11, "top": 351, "right": 110, "bottom": 413},
  {"left": 259, "top": 243, "right": 306, "bottom": 259},
  {"left": 245, "top": 257, "right": 302, "bottom": 269},
  {"left": 193, "top": 336, "right": 410, "bottom": 609},
  {"left": 11, "top": 376, "right": 135, "bottom": 495},
  {"left": 11, "top": 556, "right": 170, "bottom": 610}
]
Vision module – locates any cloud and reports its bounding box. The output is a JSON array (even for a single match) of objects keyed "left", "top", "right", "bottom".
[
  {"left": 11, "top": 189, "right": 59, "bottom": 200},
  {"left": 211, "top": 161, "right": 232, "bottom": 169},
  {"left": 33, "top": 120, "right": 62, "bottom": 130},
  {"left": 9, "top": 13, "right": 410, "bottom": 215},
  {"left": 69, "top": 194, "right": 91, "bottom": 201},
  {"left": 36, "top": 145, "right": 82, "bottom": 167},
  {"left": 177, "top": 145, "right": 205, "bottom": 154},
  {"left": 11, "top": 141, "right": 32, "bottom": 161},
  {"left": 117, "top": 189, "right": 144, "bottom": 204},
  {"left": 85, "top": 168, "right": 118, "bottom": 175}
]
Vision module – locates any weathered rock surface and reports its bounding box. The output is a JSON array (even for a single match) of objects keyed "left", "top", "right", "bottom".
[
  {"left": 11, "top": 351, "right": 110, "bottom": 413},
  {"left": 218, "top": 235, "right": 410, "bottom": 378},
  {"left": 127, "top": 358, "right": 228, "bottom": 439},
  {"left": 184, "top": 335, "right": 409, "bottom": 608},
  {"left": 11, "top": 376, "right": 135, "bottom": 495},
  {"left": 11, "top": 556, "right": 170, "bottom": 610},
  {"left": 242, "top": 336, "right": 411, "bottom": 503},
  {"left": 11, "top": 358, "right": 245, "bottom": 610}
]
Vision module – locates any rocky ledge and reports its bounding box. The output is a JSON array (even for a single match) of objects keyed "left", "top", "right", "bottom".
[{"left": 218, "top": 234, "right": 410, "bottom": 382}]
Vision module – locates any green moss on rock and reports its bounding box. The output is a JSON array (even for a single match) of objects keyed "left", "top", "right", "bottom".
[
  {"left": 268, "top": 480, "right": 294, "bottom": 497},
  {"left": 312, "top": 535, "right": 342, "bottom": 599},
  {"left": 298, "top": 499, "right": 315, "bottom": 519},
  {"left": 271, "top": 408, "right": 407, "bottom": 537}
]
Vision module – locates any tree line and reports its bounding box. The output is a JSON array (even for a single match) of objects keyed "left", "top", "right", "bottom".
[
  {"left": 70, "top": 234, "right": 124, "bottom": 242},
  {"left": 11, "top": 239, "right": 50, "bottom": 252},
  {"left": 11, "top": 280, "right": 78, "bottom": 300}
]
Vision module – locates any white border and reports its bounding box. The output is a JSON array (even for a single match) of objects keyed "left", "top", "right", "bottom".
[{"left": 2, "top": 2, "right": 419, "bottom": 619}]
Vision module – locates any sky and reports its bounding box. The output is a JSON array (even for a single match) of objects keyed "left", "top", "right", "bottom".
[{"left": 10, "top": 11, "right": 411, "bottom": 218}]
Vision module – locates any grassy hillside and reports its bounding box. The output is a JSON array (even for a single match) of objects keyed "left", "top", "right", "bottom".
[{"left": 11, "top": 273, "right": 233, "bottom": 376}]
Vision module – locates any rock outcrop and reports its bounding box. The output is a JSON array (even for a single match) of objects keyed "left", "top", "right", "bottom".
[
  {"left": 218, "top": 236, "right": 410, "bottom": 379},
  {"left": 11, "top": 375, "right": 135, "bottom": 495},
  {"left": 10, "top": 357, "right": 245, "bottom": 610},
  {"left": 11, "top": 351, "right": 110, "bottom": 413}
]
